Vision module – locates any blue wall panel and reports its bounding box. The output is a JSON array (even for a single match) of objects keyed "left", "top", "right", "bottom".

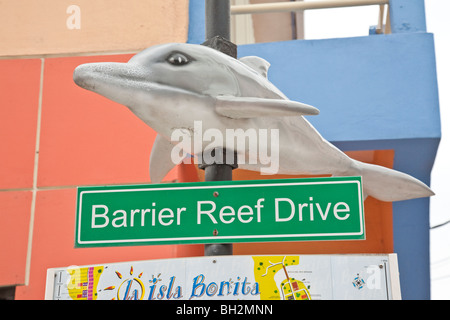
[
  {"left": 237, "top": 34, "right": 440, "bottom": 143},
  {"left": 390, "top": 0, "right": 427, "bottom": 33}
]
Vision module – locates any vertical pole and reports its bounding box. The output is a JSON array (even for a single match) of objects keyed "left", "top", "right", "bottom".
[
  {"left": 205, "top": 0, "right": 231, "bottom": 40},
  {"left": 202, "top": 0, "right": 236, "bottom": 256}
]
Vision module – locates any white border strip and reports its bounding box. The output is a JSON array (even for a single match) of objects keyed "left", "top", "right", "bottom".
[
  {"left": 25, "top": 58, "right": 45, "bottom": 285},
  {"left": 388, "top": 254, "right": 402, "bottom": 300}
]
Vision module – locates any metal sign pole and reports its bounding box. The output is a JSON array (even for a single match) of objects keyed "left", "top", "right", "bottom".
[
  {"left": 205, "top": 0, "right": 231, "bottom": 40},
  {"left": 201, "top": 0, "right": 237, "bottom": 256}
]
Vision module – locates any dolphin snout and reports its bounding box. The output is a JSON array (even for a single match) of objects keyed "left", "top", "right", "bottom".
[
  {"left": 73, "top": 64, "right": 87, "bottom": 88},
  {"left": 73, "top": 62, "right": 145, "bottom": 91},
  {"left": 73, "top": 62, "right": 158, "bottom": 108},
  {"left": 73, "top": 63, "right": 104, "bottom": 90}
]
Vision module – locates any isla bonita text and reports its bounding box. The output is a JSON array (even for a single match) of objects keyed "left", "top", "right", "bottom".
[
  {"left": 90, "top": 197, "right": 352, "bottom": 229},
  {"left": 151, "top": 274, "right": 259, "bottom": 300},
  {"left": 121, "top": 274, "right": 260, "bottom": 300}
]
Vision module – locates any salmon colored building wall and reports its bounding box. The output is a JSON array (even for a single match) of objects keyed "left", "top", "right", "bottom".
[
  {"left": 0, "top": 0, "right": 189, "bottom": 57},
  {"left": 1, "top": 0, "right": 394, "bottom": 300}
]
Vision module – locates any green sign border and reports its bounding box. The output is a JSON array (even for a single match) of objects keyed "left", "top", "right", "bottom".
[{"left": 75, "top": 177, "right": 365, "bottom": 248}]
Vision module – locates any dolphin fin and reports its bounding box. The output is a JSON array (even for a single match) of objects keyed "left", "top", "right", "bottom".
[
  {"left": 215, "top": 96, "right": 320, "bottom": 119},
  {"left": 239, "top": 56, "right": 270, "bottom": 78},
  {"left": 354, "top": 160, "right": 435, "bottom": 202},
  {"left": 149, "top": 134, "right": 180, "bottom": 183}
]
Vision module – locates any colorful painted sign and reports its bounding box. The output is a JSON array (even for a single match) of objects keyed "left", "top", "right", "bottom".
[
  {"left": 75, "top": 177, "right": 365, "bottom": 247},
  {"left": 46, "top": 254, "right": 400, "bottom": 300}
]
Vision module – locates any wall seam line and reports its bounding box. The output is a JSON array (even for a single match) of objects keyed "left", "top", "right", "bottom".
[{"left": 25, "top": 58, "right": 45, "bottom": 286}]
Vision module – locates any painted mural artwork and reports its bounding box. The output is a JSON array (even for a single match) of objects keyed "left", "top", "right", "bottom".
[
  {"left": 48, "top": 255, "right": 398, "bottom": 300},
  {"left": 73, "top": 43, "right": 434, "bottom": 202}
]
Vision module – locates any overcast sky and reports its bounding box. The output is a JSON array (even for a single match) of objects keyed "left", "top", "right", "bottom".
[{"left": 423, "top": 0, "right": 450, "bottom": 301}]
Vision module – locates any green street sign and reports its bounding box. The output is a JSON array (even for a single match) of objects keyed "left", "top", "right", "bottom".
[{"left": 75, "top": 177, "right": 365, "bottom": 248}]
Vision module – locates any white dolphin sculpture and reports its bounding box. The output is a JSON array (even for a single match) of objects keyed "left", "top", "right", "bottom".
[{"left": 73, "top": 43, "right": 434, "bottom": 202}]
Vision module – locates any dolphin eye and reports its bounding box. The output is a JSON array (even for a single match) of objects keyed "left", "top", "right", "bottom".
[{"left": 167, "top": 53, "right": 190, "bottom": 66}]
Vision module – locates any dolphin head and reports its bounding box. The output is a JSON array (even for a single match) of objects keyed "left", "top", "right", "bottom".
[
  {"left": 73, "top": 43, "right": 259, "bottom": 104},
  {"left": 127, "top": 43, "right": 246, "bottom": 96},
  {"left": 74, "top": 42, "right": 243, "bottom": 95},
  {"left": 73, "top": 43, "right": 277, "bottom": 136}
]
